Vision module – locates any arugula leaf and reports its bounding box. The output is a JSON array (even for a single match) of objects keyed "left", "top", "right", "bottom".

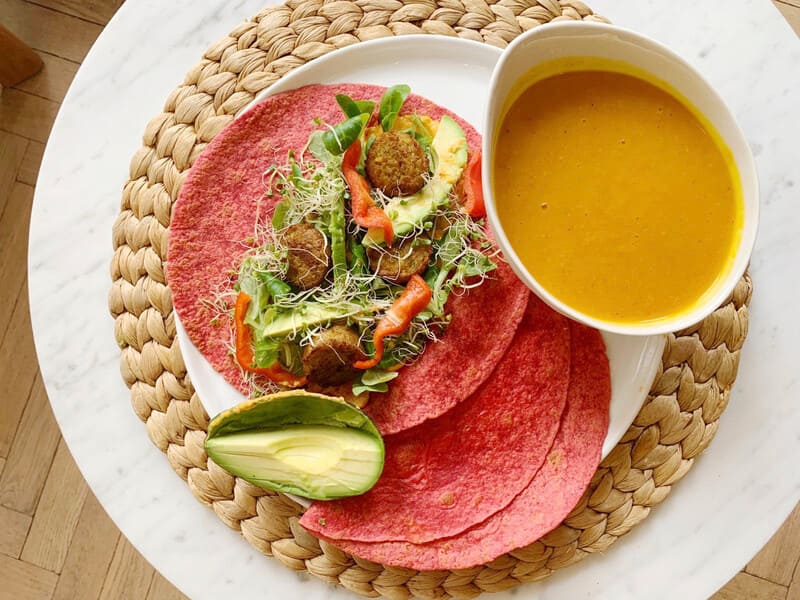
[
  {"left": 362, "top": 368, "right": 399, "bottom": 386},
  {"left": 238, "top": 271, "right": 265, "bottom": 326},
  {"left": 239, "top": 268, "right": 291, "bottom": 330},
  {"left": 352, "top": 381, "right": 383, "bottom": 395},
  {"left": 253, "top": 336, "right": 280, "bottom": 368},
  {"left": 453, "top": 251, "right": 496, "bottom": 281},
  {"left": 336, "top": 94, "right": 376, "bottom": 119},
  {"left": 259, "top": 271, "right": 292, "bottom": 298},
  {"left": 322, "top": 113, "right": 369, "bottom": 155},
  {"left": 348, "top": 236, "right": 369, "bottom": 273},
  {"left": 352, "top": 368, "right": 399, "bottom": 396},
  {"left": 378, "top": 84, "right": 411, "bottom": 131},
  {"left": 426, "top": 217, "right": 497, "bottom": 315},
  {"left": 253, "top": 337, "right": 303, "bottom": 372},
  {"left": 271, "top": 199, "right": 290, "bottom": 230},
  {"left": 307, "top": 130, "right": 335, "bottom": 164}
]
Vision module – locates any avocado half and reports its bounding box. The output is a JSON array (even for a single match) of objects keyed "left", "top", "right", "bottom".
[{"left": 205, "top": 391, "right": 385, "bottom": 500}]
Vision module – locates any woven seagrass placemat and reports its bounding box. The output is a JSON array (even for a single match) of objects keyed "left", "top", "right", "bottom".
[{"left": 108, "top": 1, "right": 752, "bottom": 597}]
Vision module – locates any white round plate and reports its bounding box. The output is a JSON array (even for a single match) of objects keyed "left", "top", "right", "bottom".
[{"left": 175, "top": 35, "right": 665, "bottom": 459}]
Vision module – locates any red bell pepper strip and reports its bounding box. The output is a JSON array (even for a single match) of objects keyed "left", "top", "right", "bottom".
[
  {"left": 342, "top": 140, "right": 394, "bottom": 246},
  {"left": 233, "top": 292, "right": 307, "bottom": 388},
  {"left": 461, "top": 150, "right": 486, "bottom": 218},
  {"left": 354, "top": 274, "right": 432, "bottom": 370}
]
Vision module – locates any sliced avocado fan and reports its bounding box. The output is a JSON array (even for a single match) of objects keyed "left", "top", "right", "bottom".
[{"left": 205, "top": 391, "right": 385, "bottom": 500}]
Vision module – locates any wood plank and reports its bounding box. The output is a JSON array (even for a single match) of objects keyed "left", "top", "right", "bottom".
[
  {"left": 0, "top": 0, "right": 102, "bottom": 62},
  {"left": 747, "top": 503, "right": 800, "bottom": 585},
  {"left": 20, "top": 439, "right": 88, "bottom": 572},
  {"left": 0, "top": 457, "right": 5, "bottom": 478},
  {"left": 714, "top": 572, "right": 788, "bottom": 600},
  {"left": 0, "top": 132, "right": 28, "bottom": 219},
  {"left": 0, "top": 375, "right": 61, "bottom": 514},
  {"left": 775, "top": 1, "right": 800, "bottom": 35},
  {"left": 25, "top": 0, "right": 124, "bottom": 26},
  {"left": 98, "top": 536, "right": 156, "bottom": 600},
  {"left": 0, "top": 183, "right": 34, "bottom": 343},
  {"left": 776, "top": 0, "right": 800, "bottom": 12},
  {"left": 788, "top": 566, "right": 800, "bottom": 600},
  {"left": 14, "top": 51, "right": 79, "bottom": 103},
  {"left": 0, "top": 283, "right": 39, "bottom": 458},
  {"left": 145, "top": 572, "right": 189, "bottom": 600},
  {"left": 0, "top": 553, "right": 58, "bottom": 600},
  {"left": 17, "top": 140, "right": 45, "bottom": 187},
  {"left": 0, "top": 505, "right": 32, "bottom": 559},
  {"left": 0, "top": 88, "right": 60, "bottom": 143},
  {"left": 53, "top": 493, "right": 120, "bottom": 600}
]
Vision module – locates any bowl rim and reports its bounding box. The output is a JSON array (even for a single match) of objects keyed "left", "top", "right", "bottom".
[{"left": 482, "top": 20, "right": 760, "bottom": 336}]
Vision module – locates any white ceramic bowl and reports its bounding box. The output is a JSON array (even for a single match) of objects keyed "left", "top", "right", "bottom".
[{"left": 483, "top": 21, "right": 759, "bottom": 336}]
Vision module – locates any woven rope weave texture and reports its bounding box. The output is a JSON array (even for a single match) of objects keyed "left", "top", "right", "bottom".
[{"left": 108, "top": 1, "right": 752, "bottom": 597}]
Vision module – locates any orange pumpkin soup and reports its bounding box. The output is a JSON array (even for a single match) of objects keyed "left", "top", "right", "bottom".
[{"left": 493, "top": 62, "right": 742, "bottom": 325}]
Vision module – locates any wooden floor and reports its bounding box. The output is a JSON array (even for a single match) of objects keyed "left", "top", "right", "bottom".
[{"left": 0, "top": 1, "right": 798, "bottom": 598}]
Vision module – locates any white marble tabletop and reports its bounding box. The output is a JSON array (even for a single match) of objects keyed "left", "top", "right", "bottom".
[{"left": 28, "top": 0, "right": 800, "bottom": 598}]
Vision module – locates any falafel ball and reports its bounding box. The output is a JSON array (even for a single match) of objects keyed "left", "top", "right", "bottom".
[
  {"left": 302, "top": 325, "right": 365, "bottom": 386},
  {"left": 282, "top": 223, "right": 330, "bottom": 290},
  {"left": 367, "top": 237, "right": 432, "bottom": 284},
  {"left": 365, "top": 131, "right": 428, "bottom": 197}
]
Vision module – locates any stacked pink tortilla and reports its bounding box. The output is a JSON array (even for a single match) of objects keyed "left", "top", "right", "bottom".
[
  {"left": 301, "top": 314, "right": 610, "bottom": 569},
  {"left": 168, "top": 84, "right": 611, "bottom": 570}
]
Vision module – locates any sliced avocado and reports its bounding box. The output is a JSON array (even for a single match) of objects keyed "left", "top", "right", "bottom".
[
  {"left": 205, "top": 426, "right": 383, "bottom": 499},
  {"left": 364, "top": 116, "right": 468, "bottom": 245},
  {"left": 205, "top": 391, "right": 385, "bottom": 500},
  {"left": 257, "top": 303, "right": 363, "bottom": 339}
]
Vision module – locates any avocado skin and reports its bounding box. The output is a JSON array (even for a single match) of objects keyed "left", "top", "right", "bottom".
[
  {"left": 207, "top": 391, "right": 380, "bottom": 437},
  {"left": 205, "top": 391, "right": 385, "bottom": 500}
]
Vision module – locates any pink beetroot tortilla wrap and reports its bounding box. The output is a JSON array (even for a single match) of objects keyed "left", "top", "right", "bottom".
[
  {"left": 310, "top": 321, "right": 610, "bottom": 570},
  {"left": 365, "top": 258, "right": 527, "bottom": 434},
  {"left": 300, "top": 296, "right": 571, "bottom": 544},
  {"left": 167, "top": 83, "right": 528, "bottom": 434}
]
